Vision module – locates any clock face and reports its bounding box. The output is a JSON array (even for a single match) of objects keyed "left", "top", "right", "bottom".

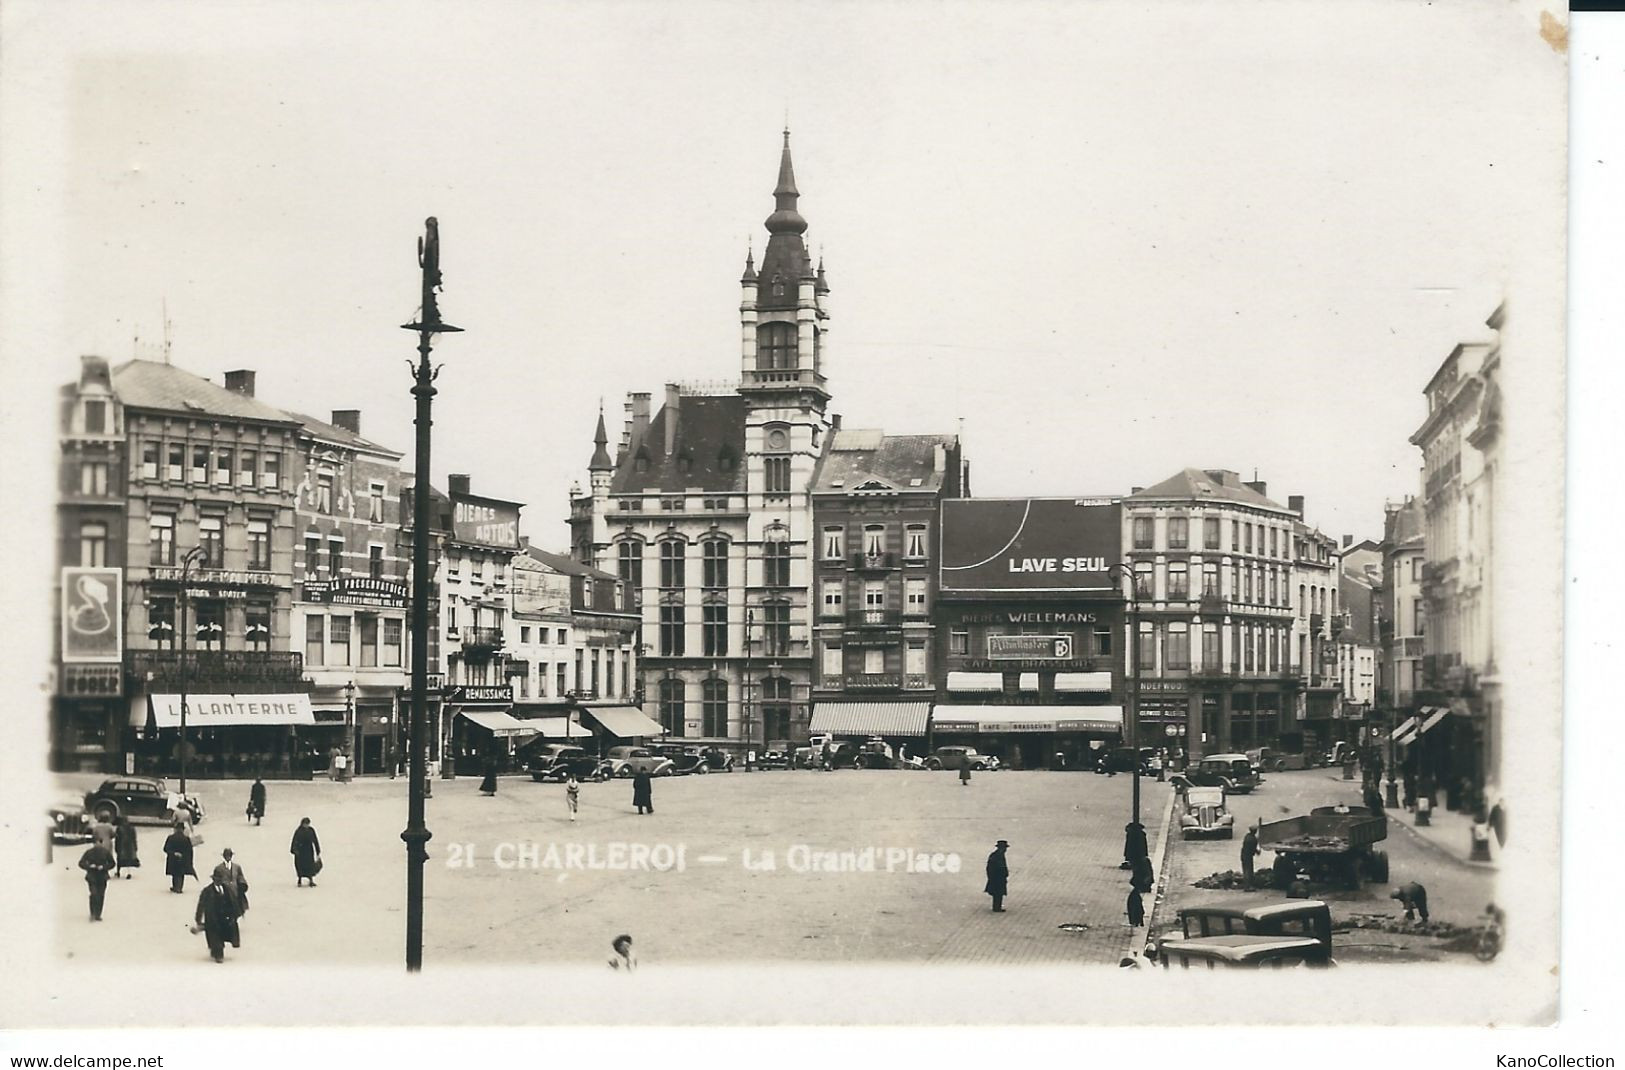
[{"left": 766, "top": 429, "right": 789, "bottom": 450}]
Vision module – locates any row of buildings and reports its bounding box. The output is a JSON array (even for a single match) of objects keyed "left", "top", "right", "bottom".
[{"left": 51, "top": 133, "right": 1401, "bottom": 776}]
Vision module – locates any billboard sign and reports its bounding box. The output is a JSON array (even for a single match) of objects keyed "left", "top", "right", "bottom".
[
  {"left": 940, "top": 498, "right": 1122, "bottom": 593},
  {"left": 987, "top": 635, "right": 1072, "bottom": 660},
  {"left": 61, "top": 567, "right": 123, "bottom": 663},
  {"left": 452, "top": 494, "right": 521, "bottom": 550}
]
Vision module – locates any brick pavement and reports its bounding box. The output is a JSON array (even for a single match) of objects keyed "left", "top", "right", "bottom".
[{"left": 49, "top": 768, "right": 1167, "bottom": 968}]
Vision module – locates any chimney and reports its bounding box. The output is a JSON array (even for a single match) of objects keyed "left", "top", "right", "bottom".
[
  {"left": 330, "top": 410, "right": 361, "bottom": 434},
  {"left": 932, "top": 442, "right": 946, "bottom": 473},
  {"left": 631, "top": 392, "right": 652, "bottom": 444},
  {"left": 79, "top": 355, "right": 112, "bottom": 390},
  {"left": 621, "top": 396, "right": 635, "bottom": 457},
  {"left": 1342, "top": 534, "right": 1354, "bottom": 548},
  {"left": 1245, "top": 480, "right": 1267, "bottom": 498},
  {"left": 664, "top": 383, "right": 680, "bottom": 455},
  {"left": 448, "top": 473, "right": 471, "bottom": 497},
  {"left": 223, "top": 370, "right": 256, "bottom": 397},
  {"left": 1288, "top": 494, "right": 1305, "bottom": 516},
  {"left": 830, "top": 413, "right": 842, "bottom": 431}
]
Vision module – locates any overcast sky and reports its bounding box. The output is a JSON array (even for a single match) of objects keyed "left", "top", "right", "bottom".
[{"left": 5, "top": 0, "right": 1565, "bottom": 548}]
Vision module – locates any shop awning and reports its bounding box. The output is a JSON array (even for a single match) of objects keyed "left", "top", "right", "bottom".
[
  {"left": 1018, "top": 673, "right": 1041, "bottom": 692},
  {"left": 457, "top": 709, "right": 535, "bottom": 737},
  {"left": 519, "top": 716, "right": 591, "bottom": 739},
  {"left": 1054, "top": 672, "right": 1113, "bottom": 693},
  {"left": 946, "top": 671, "right": 1004, "bottom": 693},
  {"left": 932, "top": 705, "right": 1124, "bottom": 734},
  {"left": 1389, "top": 715, "right": 1419, "bottom": 741},
  {"left": 134, "top": 694, "right": 317, "bottom": 728},
  {"left": 581, "top": 705, "right": 666, "bottom": 739},
  {"left": 809, "top": 702, "right": 930, "bottom": 738},
  {"left": 1416, "top": 706, "right": 1452, "bottom": 736}
]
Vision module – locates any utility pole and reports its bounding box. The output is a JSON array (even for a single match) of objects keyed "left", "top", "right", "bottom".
[{"left": 400, "top": 218, "right": 462, "bottom": 972}]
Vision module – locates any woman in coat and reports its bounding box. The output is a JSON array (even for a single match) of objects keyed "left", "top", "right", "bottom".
[
  {"left": 631, "top": 770, "right": 653, "bottom": 815},
  {"left": 163, "top": 820, "right": 196, "bottom": 894},
  {"left": 478, "top": 756, "right": 499, "bottom": 796},
  {"left": 247, "top": 779, "right": 267, "bottom": 826},
  {"left": 113, "top": 814, "right": 140, "bottom": 878},
  {"left": 290, "top": 817, "right": 321, "bottom": 887}
]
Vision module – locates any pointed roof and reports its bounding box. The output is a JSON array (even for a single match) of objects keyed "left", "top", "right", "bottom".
[
  {"left": 740, "top": 245, "right": 757, "bottom": 284},
  {"left": 589, "top": 408, "right": 614, "bottom": 471},
  {"left": 1127, "top": 467, "right": 1291, "bottom": 512},
  {"left": 608, "top": 393, "right": 748, "bottom": 495},
  {"left": 757, "top": 129, "right": 813, "bottom": 310}
]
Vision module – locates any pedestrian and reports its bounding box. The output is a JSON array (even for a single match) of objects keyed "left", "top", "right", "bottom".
[
  {"left": 163, "top": 820, "right": 197, "bottom": 893},
  {"left": 479, "top": 755, "right": 499, "bottom": 796},
  {"left": 1130, "top": 853, "right": 1155, "bottom": 894},
  {"left": 1240, "top": 824, "right": 1259, "bottom": 889},
  {"left": 1363, "top": 783, "right": 1385, "bottom": 814},
  {"left": 1122, "top": 821, "right": 1148, "bottom": 871},
  {"left": 90, "top": 814, "right": 116, "bottom": 852},
  {"left": 1390, "top": 881, "right": 1430, "bottom": 922},
  {"left": 290, "top": 817, "right": 321, "bottom": 887},
  {"left": 333, "top": 751, "right": 349, "bottom": 783},
  {"left": 565, "top": 775, "right": 581, "bottom": 822},
  {"left": 1126, "top": 887, "right": 1146, "bottom": 927},
  {"left": 821, "top": 741, "right": 832, "bottom": 771},
  {"left": 77, "top": 840, "right": 116, "bottom": 921},
  {"left": 247, "top": 778, "right": 267, "bottom": 826},
  {"left": 959, "top": 760, "right": 972, "bottom": 787},
  {"left": 112, "top": 814, "right": 140, "bottom": 879},
  {"left": 632, "top": 769, "right": 654, "bottom": 815},
  {"left": 192, "top": 872, "right": 241, "bottom": 963},
  {"left": 608, "top": 934, "right": 637, "bottom": 971},
  {"left": 984, "top": 839, "right": 1010, "bottom": 912},
  {"left": 211, "top": 848, "right": 250, "bottom": 914}
]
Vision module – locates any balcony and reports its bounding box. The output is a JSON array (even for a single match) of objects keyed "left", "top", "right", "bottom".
[
  {"left": 852, "top": 552, "right": 897, "bottom": 571},
  {"left": 128, "top": 650, "right": 308, "bottom": 693},
  {"left": 741, "top": 368, "right": 828, "bottom": 392},
  {"left": 459, "top": 627, "right": 506, "bottom": 664},
  {"left": 847, "top": 608, "right": 902, "bottom": 628}
]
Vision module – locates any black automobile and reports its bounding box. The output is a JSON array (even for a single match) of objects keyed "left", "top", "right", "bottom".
[
  {"left": 757, "top": 750, "right": 790, "bottom": 770},
  {"left": 50, "top": 798, "right": 93, "bottom": 844},
  {"left": 1097, "top": 747, "right": 1155, "bottom": 776},
  {"left": 529, "top": 746, "right": 610, "bottom": 783},
  {"left": 84, "top": 777, "right": 205, "bottom": 825},
  {"left": 654, "top": 744, "right": 734, "bottom": 775}
]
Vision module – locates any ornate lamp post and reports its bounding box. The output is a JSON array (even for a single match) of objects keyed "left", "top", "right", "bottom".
[
  {"left": 343, "top": 679, "right": 357, "bottom": 781},
  {"left": 1106, "top": 562, "right": 1141, "bottom": 829},
  {"left": 176, "top": 544, "right": 208, "bottom": 794},
  {"left": 400, "top": 217, "right": 462, "bottom": 972}
]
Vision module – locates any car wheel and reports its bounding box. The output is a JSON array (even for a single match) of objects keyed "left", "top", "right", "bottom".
[
  {"left": 615, "top": 767, "right": 632, "bottom": 779},
  {"left": 925, "top": 759, "right": 942, "bottom": 771},
  {"left": 695, "top": 764, "right": 709, "bottom": 775},
  {"left": 93, "top": 802, "right": 118, "bottom": 823}
]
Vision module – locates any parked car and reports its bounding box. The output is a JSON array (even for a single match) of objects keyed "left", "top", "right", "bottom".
[
  {"left": 1097, "top": 746, "right": 1154, "bottom": 775},
  {"left": 1181, "top": 753, "right": 1259, "bottom": 793},
  {"left": 925, "top": 746, "right": 998, "bottom": 772},
  {"left": 654, "top": 744, "right": 736, "bottom": 775},
  {"left": 1245, "top": 747, "right": 1287, "bottom": 774},
  {"left": 1157, "top": 900, "right": 1333, "bottom": 964},
  {"left": 84, "top": 777, "right": 204, "bottom": 826},
  {"left": 1154, "top": 934, "right": 1329, "bottom": 970},
  {"left": 794, "top": 735, "right": 861, "bottom": 768},
  {"left": 757, "top": 749, "right": 790, "bottom": 770},
  {"left": 604, "top": 746, "right": 676, "bottom": 778},
  {"left": 529, "top": 745, "right": 609, "bottom": 783},
  {"left": 1178, "top": 786, "right": 1236, "bottom": 839},
  {"left": 851, "top": 738, "right": 899, "bottom": 770},
  {"left": 1325, "top": 741, "right": 1358, "bottom": 767},
  {"left": 49, "top": 799, "right": 93, "bottom": 844}
]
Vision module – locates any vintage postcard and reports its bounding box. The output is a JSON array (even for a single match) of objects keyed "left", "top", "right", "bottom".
[{"left": 0, "top": 0, "right": 1570, "bottom": 1033}]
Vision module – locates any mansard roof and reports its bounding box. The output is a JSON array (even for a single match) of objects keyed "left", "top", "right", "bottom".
[
  {"left": 812, "top": 430, "right": 957, "bottom": 495},
  {"left": 609, "top": 393, "right": 748, "bottom": 496}
]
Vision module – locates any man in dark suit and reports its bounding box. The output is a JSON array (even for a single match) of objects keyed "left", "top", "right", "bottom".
[
  {"left": 985, "top": 840, "right": 1010, "bottom": 912},
  {"left": 194, "top": 874, "right": 241, "bottom": 962},
  {"left": 211, "top": 848, "right": 249, "bottom": 914},
  {"left": 78, "top": 841, "right": 116, "bottom": 921}
]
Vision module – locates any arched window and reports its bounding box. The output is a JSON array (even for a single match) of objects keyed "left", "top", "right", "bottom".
[
  {"left": 757, "top": 322, "right": 796, "bottom": 370},
  {"left": 702, "top": 678, "right": 728, "bottom": 738},
  {"left": 617, "top": 539, "right": 644, "bottom": 608},
  {"left": 659, "top": 538, "right": 686, "bottom": 590},
  {"left": 702, "top": 537, "right": 729, "bottom": 590},
  {"left": 659, "top": 678, "right": 686, "bottom": 738},
  {"left": 761, "top": 675, "right": 791, "bottom": 744}
]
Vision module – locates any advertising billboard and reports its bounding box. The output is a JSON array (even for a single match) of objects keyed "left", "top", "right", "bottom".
[
  {"left": 451, "top": 494, "right": 521, "bottom": 550},
  {"left": 940, "top": 498, "right": 1122, "bottom": 593},
  {"left": 61, "top": 567, "right": 124, "bottom": 663}
]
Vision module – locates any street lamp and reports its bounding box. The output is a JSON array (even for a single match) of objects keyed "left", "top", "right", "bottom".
[
  {"left": 1106, "top": 562, "right": 1141, "bottom": 829},
  {"left": 400, "top": 216, "right": 463, "bottom": 973},
  {"left": 176, "top": 544, "right": 208, "bottom": 795},
  {"left": 343, "top": 679, "right": 357, "bottom": 781}
]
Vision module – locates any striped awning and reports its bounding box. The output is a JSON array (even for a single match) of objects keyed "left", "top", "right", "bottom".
[
  {"left": 1389, "top": 715, "right": 1419, "bottom": 742},
  {"left": 517, "top": 716, "right": 592, "bottom": 739},
  {"left": 457, "top": 709, "right": 534, "bottom": 737},
  {"left": 1054, "top": 671, "right": 1113, "bottom": 693},
  {"left": 1018, "top": 673, "right": 1041, "bottom": 692},
  {"left": 932, "top": 705, "right": 1124, "bottom": 734},
  {"left": 809, "top": 702, "right": 930, "bottom": 738},
  {"left": 946, "top": 671, "right": 1004, "bottom": 693},
  {"left": 581, "top": 705, "right": 666, "bottom": 739},
  {"left": 1416, "top": 706, "right": 1452, "bottom": 735}
]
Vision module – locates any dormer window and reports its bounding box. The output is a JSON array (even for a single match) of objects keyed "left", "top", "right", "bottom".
[
  {"left": 677, "top": 450, "right": 693, "bottom": 475},
  {"left": 634, "top": 448, "right": 652, "bottom": 474},
  {"left": 717, "top": 446, "right": 737, "bottom": 473}
]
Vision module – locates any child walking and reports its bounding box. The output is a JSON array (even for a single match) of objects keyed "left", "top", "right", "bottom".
[{"left": 565, "top": 775, "right": 580, "bottom": 822}]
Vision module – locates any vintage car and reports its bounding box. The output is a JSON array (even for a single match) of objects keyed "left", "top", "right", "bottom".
[
  {"left": 756, "top": 749, "right": 791, "bottom": 770},
  {"left": 1096, "top": 746, "right": 1155, "bottom": 775},
  {"left": 50, "top": 799, "right": 93, "bottom": 844},
  {"left": 1245, "top": 747, "right": 1287, "bottom": 773},
  {"left": 924, "top": 746, "right": 999, "bottom": 772},
  {"left": 83, "top": 777, "right": 204, "bottom": 826},
  {"left": 1154, "top": 934, "right": 1329, "bottom": 969},
  {"left": 1179, "top": 786, "right": 1236, "bottom": 839},
  {"left": 851, "top": 739, "right": 899, "bottom": 770},
  {"left": 654, "top": 745, "right": 736, "bottom": 775},
  {"left": 529, "top": 745, "right": 610, "bottom": 783},
  {"left": 1182, "top": 753, "right": 1259, "bottom": 794},
  {"left": 604, "top": 745, "right": 676, "bottom": 778},
  {"left": 1158, "top": 900, "right": 1334, "bottom": 965}
]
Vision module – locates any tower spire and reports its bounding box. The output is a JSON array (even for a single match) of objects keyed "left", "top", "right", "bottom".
[
  {"left": 765, "top": 128, "right": 806, "bottom": 236},
  {"left": 589, "top": 403, "right": 614, "bottom": 472}
]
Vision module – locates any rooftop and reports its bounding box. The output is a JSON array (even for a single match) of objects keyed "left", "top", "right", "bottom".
[
  {"left": 111, "top": 359, "right": 301, "bottom": 426},
  {"left": 813, "top": 430, "right": 958, "bottom": 494}
]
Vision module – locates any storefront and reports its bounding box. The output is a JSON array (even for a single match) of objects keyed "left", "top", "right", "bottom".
[
  {"left": 444, "top": 684, "right": 521, "bottom": 773},
  {"left": 579, "top": 704, "right": 667, "bottom": 751},
  {"left": 56, "top": 666, "right": 127, "bottom": 774},
  {"left": 808, "top": 701, "right": 930, "bottom": 758},
  {"left": 128, "top": 692, "right": 321, "bottom": 778},
  {"left": 930, "top": 705, "right": 1124, "bottom": 770}
]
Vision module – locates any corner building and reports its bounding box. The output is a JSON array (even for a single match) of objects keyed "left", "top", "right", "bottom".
[{"left": 570, "top": 133, "right": 832, "bottom": 753}]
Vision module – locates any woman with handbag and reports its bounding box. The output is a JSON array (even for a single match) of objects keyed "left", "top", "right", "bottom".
[{"left": 290, "top": 817, "right": 322, "bottom": 887}]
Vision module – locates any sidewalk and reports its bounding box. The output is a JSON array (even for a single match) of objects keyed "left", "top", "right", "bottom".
[{"left": 1323, "top": 773, "right": 1498, "bottom": 869}]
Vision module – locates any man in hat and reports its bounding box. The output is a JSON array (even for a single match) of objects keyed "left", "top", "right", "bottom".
[
  {"left": 211, "top": 848, "right": 249, "bottom": 914},
  {"left": 985, "top": 840, "right": 1010, "bottom": 912},
  {"left": 1391, "top": 881, "right": 1430, "bottom": 922},
  {"left": 77, "top": 839, "right": 116, "bottom": 921}
]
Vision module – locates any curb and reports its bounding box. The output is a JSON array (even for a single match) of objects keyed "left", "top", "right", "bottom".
[{"left": 1125, "top": 783, "right": 1177, "bottom": 963}]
